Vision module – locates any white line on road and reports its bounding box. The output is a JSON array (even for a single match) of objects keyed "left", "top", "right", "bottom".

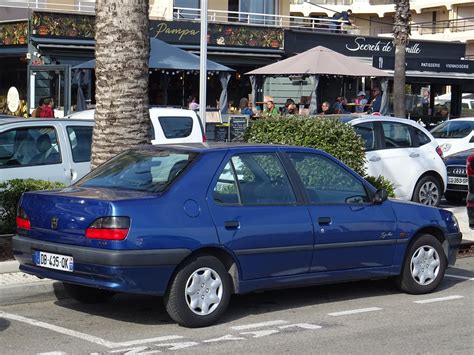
[
  {"left": 414, "top": 295, "right": 464, "bottom": 304},
  {"left": 446, "top": 274, "right": 474, "bottom": 281},
  {"left": 0, "top": 311, "right": 182, "bottom": 349},
  {"left": 327, "top": 307, "right": 382, "bottom": 317},
  {"left": 230, "top": 320, "right": 289, "bottom": 330}
]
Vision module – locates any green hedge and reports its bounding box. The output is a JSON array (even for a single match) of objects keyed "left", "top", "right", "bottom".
[
  {"left": 364, "top": 175, "right": 396, "bottom": 197},
  {"left": 245, "top": 115, "right": 367, "bottom": 176},
  {"left": 0, "top": 179, "right": 65, "bottom": 234}
]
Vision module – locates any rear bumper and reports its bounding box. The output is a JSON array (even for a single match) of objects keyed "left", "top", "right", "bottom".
[{"left": 13, "top": 235, "right": 191, "bottom": 295}]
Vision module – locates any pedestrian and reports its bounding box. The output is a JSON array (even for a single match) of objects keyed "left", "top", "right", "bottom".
[
  {"left": 239, "top": 97, "right": 253, "bottom": 117},
  {"left": 188, "top": 96, "right": 199, "bottom": 111},
  {"left": 354, "top": 91, "right": 368, "bottom": 113},
  {"left": 39, "top": 98, "right": 54, "bottom": 118},
  {"left": 263, "top": 96, "right": 279, "bottom": 117},
  {"left": 369, "top": 87, "right": 382, "bottom": 114},
  {"left": 330, "top": 9, "right": 353, "bottom": 33},
  {"left": 31, "top": 98, "right": 45, "bottom": 118},
  {"left": 281, "top": 98, "right": 297, "bottom": 115},
  {"left": 320, "top": 101, "right": 331, "bottom": 115}
]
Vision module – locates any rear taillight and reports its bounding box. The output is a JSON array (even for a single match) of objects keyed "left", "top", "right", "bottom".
[
  {"left": 467, "top": 154, "right": 474, "bottom": 176},
  {"left": 85, "top": 217, "right": 130, "bottom": 240},
  {"left": 202, "top": 133, "right": 207, "bottom": 143},
  {"left": 16, "top": 208, "right": 31, "bottom": 231},
  {"left": 436, "top": 146, "right": 443, "bottom": 158}
]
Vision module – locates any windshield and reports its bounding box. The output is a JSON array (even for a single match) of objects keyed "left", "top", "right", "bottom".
[
  {"left": 430, "top": 120, "right": 474, "bottom": 139},
  {"left": 77, "top": 148, "right": 198, "bottom": 192}
]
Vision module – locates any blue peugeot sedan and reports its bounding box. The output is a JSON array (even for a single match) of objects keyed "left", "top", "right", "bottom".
[{"left": 13, "top": 144, "right": 462, "bottom": 327}]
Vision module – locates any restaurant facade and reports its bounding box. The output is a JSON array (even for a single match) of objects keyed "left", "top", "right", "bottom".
[{"left": 0, "top": 10, "right": 473, "bottom": 120}]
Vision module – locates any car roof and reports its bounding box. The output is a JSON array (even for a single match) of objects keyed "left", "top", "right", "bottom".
[
  {"left": 347, "top": 115, "right": 424, "bottom": 126},
  {"left": 132, "top": 143, "right": 321, "bottom": 154},
  {"left": 440, "top": 117, "right": 474, "bottom": 122},
  {"left": 0, "top": 117, "right": 94, "bottom": 126}
]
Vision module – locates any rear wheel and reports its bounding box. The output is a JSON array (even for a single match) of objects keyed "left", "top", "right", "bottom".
[
  {"left": 412, "top": 176, "right": 442, "bottom": 206},
  {"left": 164, "top": 255, "right": 231, "bottom": 328},
  {"left": 396, "top": 234, "right": 446, "bottom": 294},
  {"left": 63, "top": 283, "right": 115, "bottom": 303}
]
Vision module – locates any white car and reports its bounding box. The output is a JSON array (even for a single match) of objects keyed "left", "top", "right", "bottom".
[
  {"left": 0, "top": 118, "right": 94, "bottom": 185},
  {"left": 349, "top": 116, "right": 447, "bottom": 206},
  {"left": 430, "top": 117, "right": 474, "bottom": 157},
  {"left": 65, "top": 107, "right": 206, "bottom": 145}
]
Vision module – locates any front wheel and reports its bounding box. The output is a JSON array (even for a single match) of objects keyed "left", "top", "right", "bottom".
[
  {"left": 165, "top": 255, "right": 231, "bottom": 328},
  {"left": 412, "top": 176, "right": 442, "bottom": 206},
  {"left": 63, "top": 283, "right": 115, "bottom": 303},
  {"left": 396, "top": 234, "right": 447, "bottom": 294}
]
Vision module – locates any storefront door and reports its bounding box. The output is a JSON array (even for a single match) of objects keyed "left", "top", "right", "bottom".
[{"left": 27, "top": 65, "right": 71, "bottom": 118}]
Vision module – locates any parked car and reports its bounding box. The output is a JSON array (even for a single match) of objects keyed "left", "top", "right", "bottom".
[
  {"left": 0, "top": 118, "right": 94, "bottom": 185},
  {"left": 466, "top": 153, "right": 474, "bottom": 228},
  {"left": 430, "top": 117, "right": 474, "bottom": 157},
  {"left": 13, "top": 144, "right": 462, "bottom": 327},
  {"left": 346, "top": 116, "right": 447, "bottom": 206},
  {"left": 65, "top": 107, "right": 206, "bottom": 145},
  {"left": 443, "top": 148, "right": 474, "bottom": 203}
]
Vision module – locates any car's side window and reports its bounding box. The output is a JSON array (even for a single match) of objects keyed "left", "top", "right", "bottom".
[
  {"left": 0, "top": 127, "right": 61, "bottom": 168},
  {"left": 67, "top": 126, "right": 93, "bottom": 163},
  {"left": 213, "top": 161, "right": 240, "bottom": 205},
  {"left": 213, "top": 153, "right": 296, "bottom": 206},
  {"left": 381, "top": 122, "right": 413, "bottom": 149},
  {"left": 413, "top": 127, "right": 431, "bottom": 146},
  {"left": 353, "top": 122, "right": 376, "bottom": 151},
  {"left": 287, "top": 153, "right": 369, "bottom": 204}
]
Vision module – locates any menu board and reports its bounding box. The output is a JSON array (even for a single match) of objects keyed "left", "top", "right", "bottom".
[
  {"left": 229, "top": 116, "right": 248, "bottom": 142},
  {"left": 215, "top": 124, "right": 229, "bottom": 142}
]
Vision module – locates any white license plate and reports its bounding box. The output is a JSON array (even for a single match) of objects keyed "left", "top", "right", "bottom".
[
  {"left": 34, "top": 251, "right": 74, "bottom": 272},
  {"left": 448, "top": 176, "right": 468, "bottom": 185}
]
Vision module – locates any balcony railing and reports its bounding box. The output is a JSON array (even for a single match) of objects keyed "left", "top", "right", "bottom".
[
  {"left": 0, "top": 0, "right": 95, "bottom": 13},
  {"left": 412, "top": 17, "right": 474, "bottom": 35}
]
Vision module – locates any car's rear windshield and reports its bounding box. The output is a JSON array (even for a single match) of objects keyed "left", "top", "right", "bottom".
[
  {"left": 159, "top": 116, "right": 193, "bottom": 138},
  {"left": 431, "top": 120, "right": 474, "bottom": 138},
  {"left": 76, "top": 149, "right": 198, "bottom": 192}
]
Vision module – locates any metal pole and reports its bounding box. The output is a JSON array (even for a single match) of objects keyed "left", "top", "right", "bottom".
[{"left": 199, "top": 0, "right": 208, "bottom": 126}]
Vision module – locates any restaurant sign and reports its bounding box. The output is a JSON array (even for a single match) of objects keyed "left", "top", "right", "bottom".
[
  {"left": 373, "top": 56, "right": 474, "bottom": 74},
  {"left": 150, "top": 21, "right": 283, "bottom": 49}
]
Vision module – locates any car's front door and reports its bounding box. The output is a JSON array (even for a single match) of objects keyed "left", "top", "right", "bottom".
[
  {"left": 285, "top": 151, "right": 398, "bottom": 273},
  {"left": 64, "top": 124, "right": 92, "bottom": 183},
  {"left": 207, "top": 152, "right": 314, "bottom": 280}
]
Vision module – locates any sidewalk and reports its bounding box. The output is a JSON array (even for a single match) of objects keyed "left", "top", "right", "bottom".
[{"left": 1, "top": 205, "right": 473, "bottom": 307}]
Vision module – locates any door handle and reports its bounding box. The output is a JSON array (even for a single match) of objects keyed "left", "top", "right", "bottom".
[
  {"left": 70, "top": 168, "right": 77, "bottom": 181},
  {"left": 224, "top": 220, "right": 240, "bottom": 229},
  {"left": 409, "top": 152, "right": 420, "bottom": 158},
  {"left": 369, "top": 156, "right": 381, "bottom": 162},
  {"left": 318, "top": 217, "right": 332, "bottom": 225}
]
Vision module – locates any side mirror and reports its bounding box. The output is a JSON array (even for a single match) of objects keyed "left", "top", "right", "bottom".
[{"left": 373, "top": 189, "right": 388, "bottom": 204}]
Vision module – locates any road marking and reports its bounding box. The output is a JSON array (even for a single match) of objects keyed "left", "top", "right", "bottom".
[
  {"left": 446, "top": 274, "right": 474, "bottom": 281},
  {"left": 328, "top": 307, "right": 382, "bottom": 317},
  {"left": 203, "top": 334, "right": 245, "bottom": 343},
  {"left": 0, "top": 311, "right": 182, "bottom": 349},
  {"left": 230, "top": 320, "right": 289, "bottom": 330},
  {"left": 154, "top": 342, "right": 199, "bottom": 350},
  {"left": 414, "top": 295, "right": 464, "bottom": 304},
  {"left": 240, "top": 330, "right": 280, "bottom": 338},
  {"left": 279, "top": 323, "right": 322, "bottom": 330}
]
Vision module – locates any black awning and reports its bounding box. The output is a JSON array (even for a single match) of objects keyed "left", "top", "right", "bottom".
[{"left": 0, "top": 45, "right": 27, "bottom": 56}]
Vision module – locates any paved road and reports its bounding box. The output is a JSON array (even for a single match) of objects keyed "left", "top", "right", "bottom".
[{"left": 1, "top": 257, "right": 472, "bottom": 354}]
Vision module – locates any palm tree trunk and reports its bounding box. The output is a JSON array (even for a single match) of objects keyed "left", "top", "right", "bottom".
[
  {"left": 393, "top": 0, "right": 411, "bottom": 118},
  {"left": 92, "top": 0, "right": 151, "bottom": 169}
]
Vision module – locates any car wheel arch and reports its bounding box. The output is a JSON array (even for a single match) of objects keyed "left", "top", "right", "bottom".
[
  {"left": 165, "top": 246, "right": 240, "bottom": 296},
  {"left": 411, "top": 171, "right": 445, "bottom": 201},
  {"left": 404, "top": 228, "right": 447, "bottom": 264}
]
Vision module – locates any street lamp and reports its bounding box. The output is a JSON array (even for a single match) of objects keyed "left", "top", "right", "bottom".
[{"left": 199, "top": 0, "right": 208, "bottom": 126}]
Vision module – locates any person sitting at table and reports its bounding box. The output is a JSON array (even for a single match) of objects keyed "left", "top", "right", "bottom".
[
  {"left": 281, "top": 98, "right": 297, "bottom": 115},
  {"left": 239, "top": 97, "right": 254, "bottom": 117},
  {"left": 320, "top": 101, "right": 332, "bottom": 115},
  {"left": 354, "top": 91, "right": 368, "bottom": 113},
  {"left": 263, "top": 96, "right": 279, "bottom": 117}
]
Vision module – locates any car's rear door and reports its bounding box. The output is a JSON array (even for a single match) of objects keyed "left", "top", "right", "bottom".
[
  {"left": 0, "top": 122, "right": 72, "bottom": 185},
  {"left": 63, "top": 123, "right": 93, "bottom": 182},
  {"left": 284, "top": 151, "right": 398, "bottom": 273},
  {"left": 207, "top": 150, "right": 314, "bottom": 280}
]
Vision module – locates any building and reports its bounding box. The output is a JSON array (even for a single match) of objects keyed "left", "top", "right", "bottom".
[{"left": 0, "top": 0, "right": 473, "bottom": 119}]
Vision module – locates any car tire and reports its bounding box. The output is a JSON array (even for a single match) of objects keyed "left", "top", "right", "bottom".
[
  {"left": 396, "top": 234, "right": 446, "bottom": 294},
  {"left": 63, "top": 283, "right": 115, "bottom": 303},
  {"left": 164, "top": 255, "right": 232, "bottom": 328},
  {"left": 444, "top": 191, "right": 466, "bottom": 204},
  {"left": 412, "top": 176, "right": 442, "bottom": 206}
]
